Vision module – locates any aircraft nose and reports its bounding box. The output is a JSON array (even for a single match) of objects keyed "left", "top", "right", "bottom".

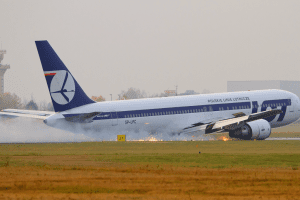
[
  {"left": 295, "top": 96, "right": 300, "bottom": 118},
  {"left": 295, "top": 96, "right": 300, "bottom": 110},
  {"left": 43, "top": 119, "right": 47, "bottom": 124}
]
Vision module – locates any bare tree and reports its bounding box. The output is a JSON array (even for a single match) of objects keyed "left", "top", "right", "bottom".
[
  {"left": 47, "top": 102, "right": 54, "bottom": 111},
  {"left": 21, "top": 98, "right": 28, "bottom": 109},
  {"left": 25, "top": 100, "right": 38, "bottom": 110},
  {"left": 201, "top": 89, "right": 210, "bottom": 94},
  {"left": 148, "top": 93, "right": 168, "bottom": 98},
  {"left": 91, "top": 95, "right": 105, "bottom": 102},
  {"left": 38, "top": 100, "right": 48, "bottom": 111},
  {"left": 0, "top": 92, "right": 22, "bottom": 110},
  {"left": 119, "top": 87, "right": 147, "bottom": 100}
]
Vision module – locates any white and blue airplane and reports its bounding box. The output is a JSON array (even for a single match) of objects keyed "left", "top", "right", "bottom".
[{"left": 1, "top": 41, "right": 300, "bottom": 140}]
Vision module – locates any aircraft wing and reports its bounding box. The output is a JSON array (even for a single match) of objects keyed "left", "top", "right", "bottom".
[
  {"left": 182, "top": 109, "right": 282, "bottom": 134},
  {"left": 0, "top": 109, "right": 55, "bottom": 120}
]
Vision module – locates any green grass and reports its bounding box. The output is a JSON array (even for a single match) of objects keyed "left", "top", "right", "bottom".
[
  {"left": 0, "top": 140, "right": 300, "bottom": 156},
  {"left": 0, "top": 156, "right": 46, "bottom": 167},
  {"left": 0, "top": 141, "right": 299, "bottom": 169},
  {"left": 94, "top": 153, "right": 300, "bottom": 169}
]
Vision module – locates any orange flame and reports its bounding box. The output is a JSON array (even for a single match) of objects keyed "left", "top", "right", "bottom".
[
  {"left": 132, "top": 136, "right": 162, "bottom": 142},
  {"left": 219, "top": 136, "right": 230, "bottom": 141}
]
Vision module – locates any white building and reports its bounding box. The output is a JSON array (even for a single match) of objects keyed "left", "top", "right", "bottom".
[{"left": 227, "top": 81, "right": 300, "bottom": 98}]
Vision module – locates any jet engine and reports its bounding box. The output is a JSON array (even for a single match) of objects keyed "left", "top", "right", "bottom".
[{"left": 229, "top": 119, "right": 271, "bottom": 140}]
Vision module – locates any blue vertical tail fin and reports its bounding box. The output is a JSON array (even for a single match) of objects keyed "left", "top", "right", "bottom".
[{"left": 35, "top": 41, "right": 95, "bottom": 112}]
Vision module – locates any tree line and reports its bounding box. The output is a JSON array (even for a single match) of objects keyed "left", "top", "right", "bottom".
[
  {"left": 0, "top": 88, "right": 210, "bottom": 110},
  {"left": 0, "top": 92, "right": 54, "bottom": 111},
  {"left": 92, "top": 87, "right": 210, "bottom": 102}
]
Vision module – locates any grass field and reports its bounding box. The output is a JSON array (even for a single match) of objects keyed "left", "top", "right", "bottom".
[{"left": 0, "top": 140, "right": 300, "bottom": 199}]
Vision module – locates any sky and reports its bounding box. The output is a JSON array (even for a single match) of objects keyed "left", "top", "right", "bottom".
[{"left": 0, "top": 0, "right": 300, "bottom": 103}]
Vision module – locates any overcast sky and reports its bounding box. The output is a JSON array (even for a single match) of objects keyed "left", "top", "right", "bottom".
[{"left": 1, "top": 0, "right": 300, "bottom": 103}]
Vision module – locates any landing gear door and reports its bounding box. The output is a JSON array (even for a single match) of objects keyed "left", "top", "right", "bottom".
[{"left": 110, "top": 111, "right": 118, "bottom": 126}]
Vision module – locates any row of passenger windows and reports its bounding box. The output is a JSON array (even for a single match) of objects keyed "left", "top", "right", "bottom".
[
  {"left": 218, "top": 105, "right": 250, "bottom": 111},
  {"left": 122, "top": 102, "right": 289, "bottom": 118},
  {"left": 262, "top": 102, "right": 287, "bottom": 108},
  {"left": 124, "top": 105, "right": 251, "bottom": 118},
  {"left": 252, "top": 102, "right": 287, "bottom": 109}
]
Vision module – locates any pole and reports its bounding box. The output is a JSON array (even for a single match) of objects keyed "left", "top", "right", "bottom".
[{"left": 110, "top": 94, "right": 112, "bottom": 101}]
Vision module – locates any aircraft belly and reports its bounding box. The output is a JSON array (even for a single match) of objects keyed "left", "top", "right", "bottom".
[{"left": 87, "top": 114, "right": 190, "bottom": 135}]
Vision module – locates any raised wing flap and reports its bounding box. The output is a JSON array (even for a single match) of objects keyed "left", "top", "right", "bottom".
[
  {"left": 181, "top": 109, "right": 283, "bottom": 135},
  {"left": 212, "top": 109, "right": 282, "bottom": 130},
  {"left": 247, "top": 109, "right": 282, "bottom": 122},
  {"left": 213, "top": 116, "right": 249, "bottom": 129}
]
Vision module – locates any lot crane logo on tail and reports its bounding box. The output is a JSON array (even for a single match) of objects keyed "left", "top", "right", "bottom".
[{"left": 45, "top": 70, "right": 75, "bottom": 105}]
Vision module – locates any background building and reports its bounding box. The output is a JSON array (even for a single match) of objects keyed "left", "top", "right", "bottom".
[
  {"left": 227, "top": 81, "right": 300, "bottom": 97},
  {"left": 0, "top": 49, "right": 10, "bottom": 94},
  {"left": 179, "top": 90, "right": 199, "bottom": 96}
]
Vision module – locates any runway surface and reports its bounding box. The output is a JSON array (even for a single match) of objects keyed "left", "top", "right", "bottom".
[{"left": 266, "top": 137, "right": 300, "bottom": 140}]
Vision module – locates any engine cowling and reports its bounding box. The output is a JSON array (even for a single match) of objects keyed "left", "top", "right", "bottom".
[{"left": 229, "top": 119, "right": 271, "bottom": 140}]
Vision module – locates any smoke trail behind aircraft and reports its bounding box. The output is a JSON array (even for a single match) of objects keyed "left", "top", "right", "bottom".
[
  {"left": 0, "top": 117, "right": 91, "bottom": 143},
  {"left": 0, "top": 117, "right": 215, "bottom": 143}
]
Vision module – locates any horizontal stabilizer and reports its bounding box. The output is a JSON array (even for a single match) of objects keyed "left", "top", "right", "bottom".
[
  {"left": 2, "top": 109, "right": 55, "bottom": 116},
  {"left": 0, "top": 110, "right": 51, "bottom": 120}
]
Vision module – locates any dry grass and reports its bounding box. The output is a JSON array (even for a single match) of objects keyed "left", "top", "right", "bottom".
[
  {"left": 0, "top": 165, "right": 300, "bottom": 200},
  {"left": 0, "top": 141, "right": 300, "bottom": 199}
]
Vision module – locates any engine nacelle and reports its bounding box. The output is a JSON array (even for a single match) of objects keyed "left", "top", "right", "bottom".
[{"left": 229, "top": 119, "right": 271, "bottom": 140}]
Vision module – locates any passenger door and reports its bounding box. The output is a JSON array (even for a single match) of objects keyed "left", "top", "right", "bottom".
[
  {"left": 110, "top": 111, "right": 118, "bottom": 126},
  {"left": 288, "top": 99, "right": 294, "bottom": 112}
]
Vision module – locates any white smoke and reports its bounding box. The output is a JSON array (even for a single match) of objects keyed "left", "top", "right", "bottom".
[
  {"left": 0, "top": 117, "right": 91, "bottom": 143},
  {"left": 0, "top": 116, "right": 215, "bottom": 143}
]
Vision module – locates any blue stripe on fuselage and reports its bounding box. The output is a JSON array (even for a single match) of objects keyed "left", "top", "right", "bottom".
[
  {"left": 63, "top": 99, "right": 291, "bottom": 122},
  {"left": 63, "top": 102, "right": 251, "bottom": 120}
]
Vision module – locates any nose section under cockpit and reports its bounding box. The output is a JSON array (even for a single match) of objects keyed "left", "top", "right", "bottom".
[{"left": 292, "top": 94, "right": 300, "bottom": 121}]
